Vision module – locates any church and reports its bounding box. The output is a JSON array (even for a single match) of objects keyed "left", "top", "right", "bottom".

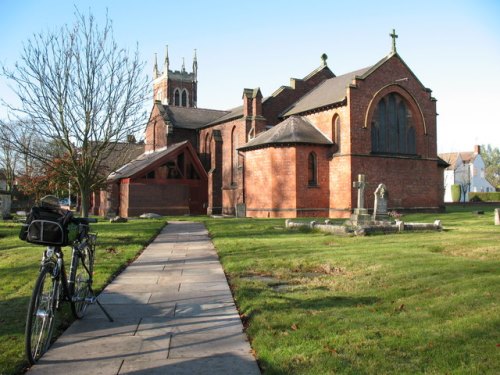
[{"left": 100, "top": 32, "right": 446, "bottom": 218}]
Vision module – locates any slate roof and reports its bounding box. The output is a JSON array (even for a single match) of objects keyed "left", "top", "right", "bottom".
[
  {"left": 205, "top": 105, "right": 244, "bottom": 126},
  {"left": 282, "top": 67, "right": 371, "bottom": 117},
  {"left": 107, "top": 141, "right": 187, "bottom": 181},
  {"left": 238, "top": 116, "right": 332, "bottom": 151},
  {"left": 156, "top": 103, "right": 229, "bottom": 130}
]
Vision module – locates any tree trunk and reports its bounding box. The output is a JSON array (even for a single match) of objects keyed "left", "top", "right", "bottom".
[{"left": 79, "top": 184, "right": 90, "bottom": 218}]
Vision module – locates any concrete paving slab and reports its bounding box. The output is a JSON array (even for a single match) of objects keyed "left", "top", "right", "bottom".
[
  {"left": 97, "top": 292, "right": 152, "bottom": 304},
  {"left": 85, "top": 302, "right": 176, "bottom": 319},
  {"left": 104, "top": 282, "right": 179, "bottom": 293},
  {"left": 28, "top": 221, "right": 260, "bottom": 375},
  {"left": 169, "top": 332, "right": 252, "bottom": 358},
  {"left": 119, "top": 354, "right": 260, "bottom": 375},
  {"left": 137, "top": 315, "right": 243, "bottom": 336},
  {"left": 63, "top": 317, "right": 140, "bottom": 336}
]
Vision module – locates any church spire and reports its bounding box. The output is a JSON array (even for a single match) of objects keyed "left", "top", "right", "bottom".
[
  {"left": 193, "top": 49, "right": 198, "bottom": 81},
  {"left": 153, "top": 53, "right": 159, "bottom": 79},
  {"left": 182, "top": 57, "right": 186, "bottom": 72},
  {"left": 390, "top": 29, "right": 398, "bottom": 54},
  {"left": 164, "top": 45, "right": 169, "bottom": 73}
]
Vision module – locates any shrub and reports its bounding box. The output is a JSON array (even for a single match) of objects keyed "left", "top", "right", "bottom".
[
  {"left": 468, "top": 192, "right": 500, "bottom": 202},
  {"left": 451, "top": 184, "right": 461, "bottom": 202}
]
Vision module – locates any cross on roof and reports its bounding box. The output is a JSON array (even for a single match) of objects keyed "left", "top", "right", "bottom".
[{"left": 390, "top": 29, "right": 398, "bottom": 53}]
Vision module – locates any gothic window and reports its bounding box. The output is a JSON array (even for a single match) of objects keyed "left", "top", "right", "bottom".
[
  {"left": 333, "top": 115, "right": 341, "bottom": 152},
  {"left": 204, "top": 133, "right": 211, "bottom": 170},
  {"left": 308, "top": 152, "right": 318, "bottom": 186},
  {"left": 181, "top": 89, "right": 188, "bottom": 107},
  {"left": 371, "top": 93, "right": 416, "bottom": 155},
  {"left": 174, "top": 89, "right": 180, "bottom": 106},
  {"left": 231, "top": 126, "right": 237, "bottom": 185}
]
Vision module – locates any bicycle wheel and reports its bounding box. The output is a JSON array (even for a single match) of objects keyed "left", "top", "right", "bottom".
[
  {"left": 25, "top": 264, "right": 59, "bottom": 365},
  {"left": 70, "top": 242, "right": 94, "bottom": 318}
]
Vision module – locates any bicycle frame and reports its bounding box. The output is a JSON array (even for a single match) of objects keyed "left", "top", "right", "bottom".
[{"left": 41, "top": 247, "right": 72, "bottom": 306}]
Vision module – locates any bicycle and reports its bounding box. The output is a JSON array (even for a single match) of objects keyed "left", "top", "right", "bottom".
[{"left": 20, "top": 196, "right": 112, "bottom": 364}]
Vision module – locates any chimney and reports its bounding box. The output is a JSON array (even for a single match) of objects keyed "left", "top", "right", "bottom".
[{"left": 474, "top": 145, "right": 481, "bottom": 154}]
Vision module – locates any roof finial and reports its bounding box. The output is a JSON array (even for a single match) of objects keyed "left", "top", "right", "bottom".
[
  {"left": 321, "top": 53, "right": 328, "bottom": 66},
  {"left": 182, "top": 57, "right": 186, "bottom": 72},
  {"left": 164, "top": 45, "right": 169, "bottom": 72},
  {"left": 153, "top": 53, "right": 159, "bottom": 79},
  {"left": 193, "top": 49, "right": 198, "bottom": 81},
  {"left": 390, "top": 29, "right": 398, "bottom": 54}
]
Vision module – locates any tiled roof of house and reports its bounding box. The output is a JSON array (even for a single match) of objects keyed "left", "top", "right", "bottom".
[
  {"left": 107, "top": 141, "right": 187, "bottom": 181},
  {"left": 282, "top": 67, "right": 372, "bottom": 117},
  {"left": 238, "top": 116, "right": 332, "bottom": 151},
  {"left": 156, "top": 103, "right": 229, "bottom": 130},
  {"left": 438, "top": 151, "right": 477, "bottom": 170}
]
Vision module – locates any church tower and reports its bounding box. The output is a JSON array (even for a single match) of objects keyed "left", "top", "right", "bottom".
[{"left": 153, "top": 47, "right": 198, "bottom": 108}]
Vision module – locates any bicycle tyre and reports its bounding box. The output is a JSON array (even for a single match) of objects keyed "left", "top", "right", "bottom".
[
  {"left": 25, "top": 264, "right": 59, "bottom": 365},
  {"left": 69, "top": 241, "right": 94, "bottom": 318}
]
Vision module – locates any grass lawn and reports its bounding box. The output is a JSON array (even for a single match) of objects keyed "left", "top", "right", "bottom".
[
  {"left": 0, "top": 206, "right": 498, "bottom": 374},
  {"left": 0, "top": 217, "right": 167, "bottom": 375},
  {"left": 197, "top": 206, "right": 499, "bottom": 374}
]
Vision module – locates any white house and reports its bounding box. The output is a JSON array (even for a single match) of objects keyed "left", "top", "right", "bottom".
[{"left": 439, "top": 145, "right": 495, "bottom": 202}]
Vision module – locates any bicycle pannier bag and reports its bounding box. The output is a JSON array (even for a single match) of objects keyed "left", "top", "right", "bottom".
[{"left": 19, "top": 206, "right": 74, "bottom": 246}]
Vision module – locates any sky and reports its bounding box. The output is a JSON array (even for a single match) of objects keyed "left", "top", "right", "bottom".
[{"left": 0, "top": 0, "right": 499, "bottom": 153}]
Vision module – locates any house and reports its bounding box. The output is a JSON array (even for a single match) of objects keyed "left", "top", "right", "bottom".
[
  {"left": 99, "top": 32, "right": 446, "bottom": 218},
  {"left": 439, "top": 145, "right": 495, "bottom": 202}
]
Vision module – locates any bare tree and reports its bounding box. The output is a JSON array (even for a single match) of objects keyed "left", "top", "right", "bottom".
[
  {"left": 1, "top": 9, "right": 149, "bottom": 216},
  {"left": 0, "top": 125, "right": 18, "bottom": 192}
]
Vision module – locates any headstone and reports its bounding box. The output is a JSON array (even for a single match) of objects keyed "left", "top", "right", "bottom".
[
  {"left": 109, "top": 216, "right": 128, "bottom": 223},
  {"left": 395, "top": 220, "right": 405, "bottom": 232},
  {"left": 373, "top": 183, "right": 389, "bottom": 221},
  {"left": 236, "top": 203, "right": 246, "bottom": 218},
  {"left": 350, "top": 174, "right": 371, "bottom": 225},
  {"left": 140, "top": 213, "right": 162, "bottom": 219},
  {"left": 495, "top": 209, "right": 500, "bottom": 226},
  {"left": 0, "top": 194, "right": 12, "bottom": 220}
]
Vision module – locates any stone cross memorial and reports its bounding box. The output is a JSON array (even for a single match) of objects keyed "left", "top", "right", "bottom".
[
  {"left": 350, "top": 174, "right": 371, "bottom": 225},
  {"left": 373, "top": 183, "right": 389, "bottom": 221},
  {"left": 353, "top": 174, "right": 367, "bottom": 214}
]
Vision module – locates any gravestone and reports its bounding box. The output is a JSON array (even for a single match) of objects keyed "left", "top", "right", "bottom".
[
  {"left": 495, "top": 208, "right": 500, "bottom": 226},
  {"left": 0, "top": 194, "right": 12, "bottom": 219},
  {"left": 350, "top": 174, "right": 371, "bottom": 225},
  {"left": 373, "top": 183, "right": 389, "bottom": 221}
]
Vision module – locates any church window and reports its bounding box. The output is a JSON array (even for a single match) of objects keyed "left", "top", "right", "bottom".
[
  {"left": 231, "top": 126, "right": 237, "bottom": 185},
  {"left": 174, "top": 89, "right": 180, "bottom": 106},
  {"left": 333, "top": 115, "right": 341, "bottom": 152},
  {"left": 308, "top": 152, "right": 318, "bottom": 186},
  {"left": 204, "top": 132, "right": 211, "bottom": 170},
  {"left": 181, "top": 89, "right": 189, "bottom": 107},
  {"left": 371, "top": 93, "right": 416, "bottom": 155}
]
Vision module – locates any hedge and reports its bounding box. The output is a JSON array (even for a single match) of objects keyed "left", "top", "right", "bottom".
[{"left": 468, "top": 192, "right": 500, "bottom": 202}]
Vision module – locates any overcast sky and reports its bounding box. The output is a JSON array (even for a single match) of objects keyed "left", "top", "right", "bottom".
[{"left": 1, "top": 0, "right": 499, "bottom": 153}]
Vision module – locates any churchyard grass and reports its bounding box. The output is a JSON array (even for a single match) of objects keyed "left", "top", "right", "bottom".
[
  {"left": 0, "top": 218, "right": 167, "bottom": 375},
  {"left": 201, "top": 205, "right": 499, "bottom": 374}
]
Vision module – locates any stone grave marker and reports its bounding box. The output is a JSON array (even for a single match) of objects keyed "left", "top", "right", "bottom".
[
  {"left": 350, "top": 174, "right": 372, "bottom": 225},
  {"left": 373, "top": 183, "right": 389, "bottom": 221}
]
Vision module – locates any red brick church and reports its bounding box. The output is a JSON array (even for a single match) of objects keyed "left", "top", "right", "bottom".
[{"left": 99, "top": 32, "right": 445, "bottom": 218}]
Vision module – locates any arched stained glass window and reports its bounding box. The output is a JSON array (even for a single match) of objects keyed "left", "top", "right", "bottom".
[{"left": 371, "top": 93, "right": 416, "bottom": 155}]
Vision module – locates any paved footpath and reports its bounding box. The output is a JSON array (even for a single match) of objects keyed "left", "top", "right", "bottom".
[{"left": 29, "top": 221, "right": 261, "bottom": 375}]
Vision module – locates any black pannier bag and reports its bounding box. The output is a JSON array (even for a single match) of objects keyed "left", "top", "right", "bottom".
[{"left": 19, "top": 206, "right": 74, "bottom": 246}]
